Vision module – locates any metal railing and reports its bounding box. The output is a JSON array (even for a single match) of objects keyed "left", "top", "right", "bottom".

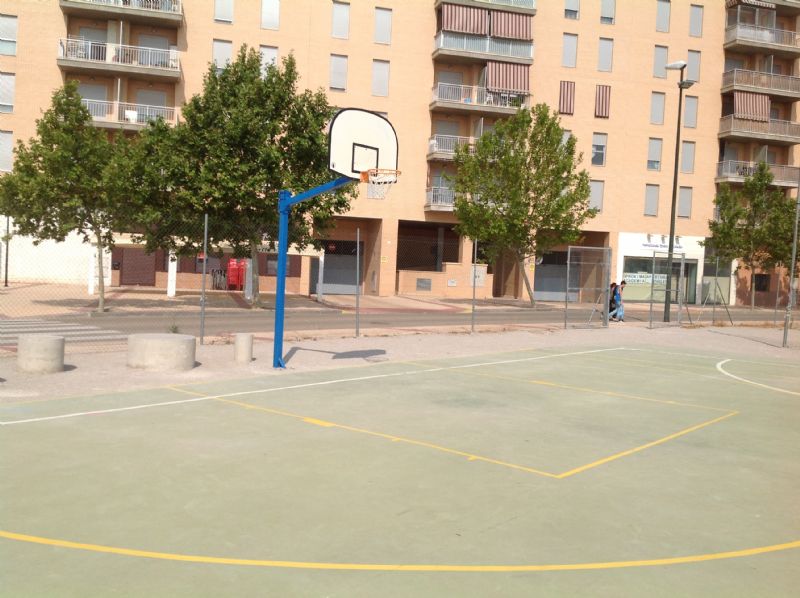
[
  {"left": 428, "top": 134, "right": 476, "bottom": 156},
  {"left": 725, "top": 24, "right": 800, "bottom": 49},
  {"left": 716, "top": 160, "right": 800, "bottom": 185},
  {"left": 432, "top": 82, "right": 529, "bottom": 108},
  {"left": 719, "top": 115, "right": 800, "bottom": 139},
  {"left": 63, "top": 0, "right": 182, "bottom": 14},
  {"left": 425, "top": 187, "right": 456, "bottom": 208},
  {"left": 474, "top": 0, "right": 536, "bottom": 8},
  {"left": 434, "top": 31, "right": 533, "bottom": 60},
  {"left": 82, "top": 99, "right": 177, "bottom": 125},
  {"left": 722, "top": 68, "right": 800, "bottom": 95},
  {"left": 58, "top": 38, "right": 180, "bottom": 71}
]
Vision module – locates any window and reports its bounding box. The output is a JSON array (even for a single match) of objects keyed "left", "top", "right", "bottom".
[
  {"left": 0, "top": 72, "right": 14, "bottom": 113},
  {"left": 589, "top": 180, "right": 604, "bottom": 211},
  {"left": 687, "top": 50, "right": 701, "bottom": 82},
  {"left": 562, "top": 34, "right": 578, "bottom": 68},
  {"left": 601, "top": 0, "right": 615, "bottom": 24},
  {"left": 565, "top": 0, "right": 580, "bottom": 19},
  {"left": 559, "top": 81, "right": 576, "bottom": 114},
  {"left": 690, "top": 5, "right": 704, "bottom": 37},
  {"left": 754, "top": 273, "right": 770, "bottom": 292},
  {"left": 215, "top": 0, "right": 233, "bottom": 23},
  {"left": 653, "top": 46, "right": 668, "bottom": 78},
  {"left": 595, "top": 85, "right": 611, "bottom": 118},
  {"left": 647, "top": 138, "right": 662, "bottom": 171},
  {"left": 332, "top": 1, "right": 350, "bottom": 39},
  {"left": 656, "top": 0, "right": 670, "bottom": 32},
  {"left": 330, "top": 54, "right": 348, "bottom": 90},
  {"left": 0, "top": 14, "right": 17, "bottom": 56},
  {"left": 0, "top": 130, "right": 11, "bottom": 172},
  {"left": 678, "top": 186, "right": 692, "bottom": 218},
  {"left": 681, "top": 141, "right": 695, "bottom": 173},
  {"left": 650, "top": 92, "right": 665, "bottom": 125},
  {"left": 644, "top": 184, "right": 659, "bottom": 216},
  {"left": 372, "top": 60, "right": 390, "bottom": 96},
  {"left": 684, "top": 96, "right": 698, "bottom": 128},
  {"left": 561, "top": 130, "right": 573, "bottom": 145},
  {"left": 259, "top": 45, "right": 278, "bottom": 76},
  {"left": 592, "top": 133, "right": 608, "bottom": 166},
  {"left": 212, "top": 40, "right": 232, "bottom": 72},
  {"left": 374, "top": 7, "right": 392, "bottom": 44},
  {"left": 261, "top": 0, "right": 279, "bottom": 30},
  {"left": 598, "top": 38, "right": 613, "bottom": 71}
]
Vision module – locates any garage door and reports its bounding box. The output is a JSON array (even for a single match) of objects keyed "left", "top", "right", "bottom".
[{"left": 120, "top": 247, "right": 156, "bottom": 286}]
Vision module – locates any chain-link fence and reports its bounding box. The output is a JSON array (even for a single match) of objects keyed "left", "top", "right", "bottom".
[{"left": 564, "top": 246, "right": 611, "bottom": 329}]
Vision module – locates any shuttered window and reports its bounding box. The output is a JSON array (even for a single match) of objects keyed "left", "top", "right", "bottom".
[
  {"left": 441, "top": 5, "right": 489, "bottom": 35},
  {"left": 650, "top": 92, "right": 665, "bottom": 124},
  {"left": 598, "top": 38, "right": 613, "bottom": 72},
  {"left": 678, "top": 187, "right": 692, "bottom": 218},
  {"left": 589, "top": 180, "right": 604, "bottom": 211},
  {"left": 372, "top": 60, "right": 390, "bottom": 96},
  {"left": 647, "top": 138, "right": 662, "bottom": 171},
  {"left": 0, "top": 14, "right": 17, "bottom": 56},
  {"left": 261, "top": 0, "right": 279, "bottom": 30},
  {"left": 260, "top": 46, "right": 278, "bottom": 76},
  {"left": 600, "top": 0, "right": 615, "bottom": 24},
  {"left": 0, "top": 130, "right": 12, "bottom": 172},
  {"left": 690, "top": 5, "right": 704, "bottom": 37},
  {"left": 595, "top": 85, "right": 611, "bottom": 118},
  {"left": 486, "top": 62, "right": 529, "bottom": 92},
  {"left": 563, "top": 33, "right": 578, "bottom": 68},
  {"left": 215, "top": 0, "right": 233, "bottom": 23},
  {"left": 490, "top": 11, "right": 532, "bottom": 40},
  {"left": 644, "top": 185, "right": 659, "bottom": 216},
  {"left": 559, "top": 81, "right": 576, "bottom": 115},
  {"left": 592, "top": 133, "right": 608, "bottom": 166},
  {"left": 330, "top": 54, "right": 348, "bottom": 90},
  {"left": 656, "top": 0, "right": 670, "bottom": 32},
  {"left": 0, "top": 72, "right": 14, "bottom": 113},
  {"left": 681, "top": 141, "right": 695, "bottom": 174},
  {"left": 565, "top": 0, "right": 580, "bottom": 19},
  {"left": 375, "top": 7, "right": 392, "bottom": 44},
  {"left": 653, "top": 45, "right": 668, "bottom": 78},
  {"left": 332, "top": 2, "right": 350, "bottom": 39},
  {"left": 687, "top": 50, "right": 701, "bottom": 82},
  {"left": 212, "top": 40, "right": 232, "bottom": 72},
  {"left": 684, "top": 96, "right": 698, "bottom": 128}
]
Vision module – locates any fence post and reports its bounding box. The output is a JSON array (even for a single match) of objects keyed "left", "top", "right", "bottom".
[
  {"left": 356, "top": 227, "right": 360, "bottom": 338},
  {"left": 471, "top": 239, "right": 477, "bottom": 334},
  {"left": 200, "top": 213, "right": 208, "bottom": 345}
]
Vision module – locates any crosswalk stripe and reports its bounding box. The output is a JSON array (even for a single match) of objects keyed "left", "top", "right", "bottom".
[{"left": 0, "top": 319, "right": 126, "bottom": 345}]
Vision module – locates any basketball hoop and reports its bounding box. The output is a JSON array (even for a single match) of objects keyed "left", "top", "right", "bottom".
[{"left": 360, "top": 168, "right": 401, "bottom": 200}]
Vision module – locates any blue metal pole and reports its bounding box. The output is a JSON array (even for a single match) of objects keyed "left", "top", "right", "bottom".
[{"left": 273, "top": 191, "right": 291, "bottom": 368}]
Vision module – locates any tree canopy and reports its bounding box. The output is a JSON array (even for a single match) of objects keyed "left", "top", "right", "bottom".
[{"left": 452, "top": 104, "right": 595, "bottom": 302}]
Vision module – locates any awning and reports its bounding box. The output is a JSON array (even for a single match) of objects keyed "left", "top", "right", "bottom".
[
  {"left": 489, "top": 10, "right": 532, "bottom": 41},
  {"left": 725, "top": 0, "right": 776, "bottom": 9},
  {"left": 595, "top": 85, "right": 611, "bottom": 118},
  {"left": 733, "top": 90, "right": 770, "bottom": 121},
  {"left": 486, "top": 61, "right": 529, "bottom": 93},
  {"left": 559, "top": 81, "right": 575, "bottom": 115},
  {"left": 441, "top": 4, "right": 488, "bottom": 36}
]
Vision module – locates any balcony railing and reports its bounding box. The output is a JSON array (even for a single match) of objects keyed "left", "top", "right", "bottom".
[
  {"left": 434, "top": 31, "right": 533, "bottom": 60},
  {"left": 716, "top": 160, "right": 800, "bottom": 185},
  {"left": 428, "top": 134, "right": 477, "bottom": 156},
  {"left": 719, "top": 115, "right": 800, "bottom": 139},
  {"left": 64, "top": 0, "right": 182, "bottom": 15},
  {"left": 58, "top": 38, "right": 180, "bottom": 71},
  {"left": 432, "top": 83, "right": 529, "bottom": 109},
  {"left": 725, "top": 24, "right": 800, "bottom": 50},
  {"left": 475, "top": 0, "right": 536, "bottom": 8},
  {"left": 426, "top": 187, "right": 456, "bottom": 209},
  {"left": 82, "top": 99, "right": 177, "bottom": 125},
  {"left": 722, "top": 68, "right": 800, "bottom": 95}
]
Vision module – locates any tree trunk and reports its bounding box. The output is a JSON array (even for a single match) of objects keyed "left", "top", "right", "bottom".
[
  {"left": 249, "top": 241, "right": 261, "bottom": 307},
  {"left": 750, "top": 269, "right": 756, "bottom": 311},
  {"left": 519, "top": 258, "right": 535, "bottom": 306},
  {"left": 95, "top": 230, "right": 105, "bottom": 313}
]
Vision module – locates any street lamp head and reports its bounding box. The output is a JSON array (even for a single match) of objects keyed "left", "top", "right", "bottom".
[
  {"left": 666, "top": 60, "right": 687, "bottom": 70},
  {"left": 678, "top": 80, "right": 695, "bottom": 89}
]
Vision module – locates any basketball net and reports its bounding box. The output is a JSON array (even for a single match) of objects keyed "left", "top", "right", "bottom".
[{"left": 360, "top": 168, "right": 400, "bottom": 200}]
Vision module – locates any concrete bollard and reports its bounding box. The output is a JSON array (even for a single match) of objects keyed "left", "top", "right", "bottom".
[
  {"left": 17, "top": 335, "right": 66, "bottom": 374},
  {"left": 127, "top": 334, "right": 196, "bottom": 371},
  {"left": 234, "top": 333, "right": 254, "bottom": 364}
]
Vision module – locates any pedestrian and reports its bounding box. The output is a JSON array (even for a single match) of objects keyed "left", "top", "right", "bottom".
[
  {"left": 611, "top": 280, "right": 626, "bottom": 321},
  {"left": 609, "top": 282, "right": 617, "bottom": 318}
]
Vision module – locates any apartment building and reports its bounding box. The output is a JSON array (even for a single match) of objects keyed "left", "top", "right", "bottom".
[{"left": 0, "top": 0, "right": 792, "bottom": 306}]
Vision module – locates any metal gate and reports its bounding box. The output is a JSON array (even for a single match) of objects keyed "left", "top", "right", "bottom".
[
  {"left": 648, "top": 251, "right": 687, "bottom": 328},
  {"left": 564, "top": 246, "right": 612, "bottom": 328}
]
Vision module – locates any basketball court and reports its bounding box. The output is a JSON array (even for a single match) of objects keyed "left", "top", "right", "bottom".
[{"left": 1, "top": 338, "right": 799, "bottom": 596}]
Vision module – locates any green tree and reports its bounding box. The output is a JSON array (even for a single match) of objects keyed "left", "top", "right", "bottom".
[
  {"left": 0, "top": 81, "right": 134, "bottom": 312},
  {"left": 129, "top": 48, "right": 355, "bottom": 305},
  {"left": 706, "top": 162, "right": 795, "bottom": 309},
  {"left": 452, "top": 104, "right": 595, "bottom": 304}
]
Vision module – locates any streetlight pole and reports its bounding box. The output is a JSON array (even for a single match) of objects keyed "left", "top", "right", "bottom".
[
  {"left": 782, "top": 192, "right": 800, "bottom": 347},
  {"left": 663, "top": 61, "right": 694, "bottom": 322}
]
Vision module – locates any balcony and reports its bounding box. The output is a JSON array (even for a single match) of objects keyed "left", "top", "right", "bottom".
[
  {"left": 716, "top": 160, "right": 800, "bottom": 188},
  {"left": 721, "top": 69, "right": 800, "bottom": 100},
  {"left": 425, "top": 187, "right": 456, "bottom": 211},
  {"left": 433, "top": 31, "right": 533, "bottom": 65},
  {"left": 433, "top": 0, "right": 536, "bottom": 16},
  {"left": 724, "top": 24, "right": 800, "bottom": 57},
  {"left": 82, "top": 99, "right": 178, "bottom": 130},
  {"left": 427, "top": 134, "right": 477, "bottom": 161},
  {"left": 60, "top": 0, "right": 182, "bottom": 27},
  {"left": 57, "top": 38, "right": 181, "bottom": 81},
  {"left": 773, "top": 0, "right": 800, "bottom": 14},
  {"left": 719, "top": 115, "right": 800, "bottom": 145},
  {"left": 430, "top": 83, "right": 529, "bottom": 116}
]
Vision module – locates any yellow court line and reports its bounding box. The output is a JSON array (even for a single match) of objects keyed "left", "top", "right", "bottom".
[
  {"left": 1, "top": 530, "right": 798, "bottom": 571},
  {"left": 167, "top": 386, "right": 209, "bottom": 398}
]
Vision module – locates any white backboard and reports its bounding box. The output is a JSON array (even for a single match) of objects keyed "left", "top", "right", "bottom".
[{"left": 329, "top": 109, "right": 398, "bottom": 179}]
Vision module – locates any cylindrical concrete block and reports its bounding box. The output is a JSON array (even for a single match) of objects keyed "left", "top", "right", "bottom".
[
  {"left": 234, "top": 333, "right": 254, "bottom": 364},
  {"left": 17, "top": 335, "right": 65, "bottom": 374},
  {"left": 127, "top": 334, "right": 196, "bottom": 371}
]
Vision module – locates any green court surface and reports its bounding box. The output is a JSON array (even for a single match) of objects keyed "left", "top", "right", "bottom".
[{"left": 1, "top": 346, "right": 799, "bottom": 596}]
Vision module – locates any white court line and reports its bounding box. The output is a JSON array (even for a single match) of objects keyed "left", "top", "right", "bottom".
[
  {"left": 0, "top": 348, "right": 623, "bottom": 426},
  {"left": 716, "top": 359, "right": 800, "bottom": 397}
]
